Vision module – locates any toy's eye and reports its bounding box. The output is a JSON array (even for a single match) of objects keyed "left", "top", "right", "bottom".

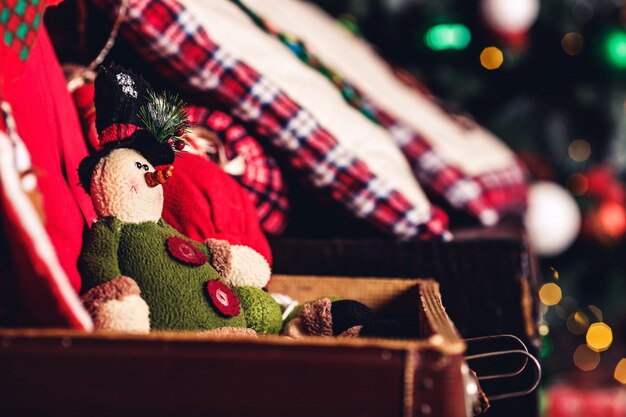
[
  {"left": 135, "top": 162, "right": 142, "bottom": 169},
  {"left": 142, "top": 164, "right": 149, "bottom": 171}
]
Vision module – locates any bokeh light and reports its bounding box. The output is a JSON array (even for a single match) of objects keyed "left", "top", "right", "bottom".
[
  {"left": 424, "top": 24, "right": 471, "bottom": 51},
  {"left": 597, "top": 201, "right": 626, "bottom": 238},
  {"left": 550, "top": 267, "right": 559, "bottom": 280},
  {"left": 573, "top": 344, "right": 601, "bottom": 371},
  {"left": 568, "top": 139, "right": 591, "bottom": 162},
  {"left": 539, "top": 282, "right": 562, "bottom": 306},
  {"left": 540, "top": 334, "right": 553, "bottom": 358},
  {"left": 525, "top": 182, "right": 581, "bottom": 256},
  {"left": 480, "top": 46, "right": 504, "bottom": 70},
  {"left": 603, "top": 29, "right": 626, "bottom": 69},
  {"left": 566, "top": 311, "right": 589, "bottom": 335},
  {"left": 615, "top": 359, "right": 626, "bottom": 384},
  {"left": 561, "top": 32, "right": 584, "bottom": 56},
  {"left": 586, "top": 322, "right": 613, "bottom": 352},
  {"left": 539, "top": 323, "right": 550, "bottom": 336},
  {"left": 566, "top": 174, "right": 588, "bottom": 196}
]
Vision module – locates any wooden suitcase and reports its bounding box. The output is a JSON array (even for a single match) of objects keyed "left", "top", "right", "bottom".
[
  {"left": 269, "top": 226, "right": 541, "bottom": 417},
  {"left": 0, "top": 276, "right": 479, "bottom": 417}
]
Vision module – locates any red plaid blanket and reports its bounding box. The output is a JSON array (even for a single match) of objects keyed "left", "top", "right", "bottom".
[{"left": 90, "top": 0, "right": 447, "bottom": 239}]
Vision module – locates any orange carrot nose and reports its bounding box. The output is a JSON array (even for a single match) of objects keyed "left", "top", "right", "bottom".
[{"left": 145, "top": 165, "right": 174, "bottom": 187}]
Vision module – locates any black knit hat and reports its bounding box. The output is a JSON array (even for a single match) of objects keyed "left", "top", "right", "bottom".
[
  {"left": 94, "top": 63, "right": 150, "bottom": 134},
  {"left": 78, "top": 64, "right": 188, "bottom": 194}
]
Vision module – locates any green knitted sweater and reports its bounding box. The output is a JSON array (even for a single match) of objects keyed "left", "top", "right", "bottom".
[{"left": 79, "top": 217, "right": 247, "bottom": 331}]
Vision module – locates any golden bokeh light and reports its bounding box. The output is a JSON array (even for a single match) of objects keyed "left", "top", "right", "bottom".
[
  {"left": 566, "top": 311, "right": 590, "bottom": 335},
  {"left": 561, "top": 32, "right": 584, "bottom": 56},
  {"left": 586, "top": 322, "right": 613, "bottom": 352},
  {"left": 550, "top": 267, "right": 559, "bottom": 280},
  {"left": 539, "top": 324, "right": 550, "bottom": 336},
  {"left": 539, "top": 282, "right": 562, "bottom": 306},
  {"left": 614, "top": 359, "right": 626, "bottom": 384},
  {"left": 573, "top": 344, "right": 601, "bottom": 371},
  {"left": 566, "top": 174, "right": 588, "bottom": 196},
  {"left": 568, "top": 139, "right": 591, "bottom": 162},
  {"left": 480, "top": 47, "right": 504, "bottom": 70}
]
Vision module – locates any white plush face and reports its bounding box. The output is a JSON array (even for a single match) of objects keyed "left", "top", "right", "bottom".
[{"left": 90, "top": 148, "right": 164, "bottom": 223}]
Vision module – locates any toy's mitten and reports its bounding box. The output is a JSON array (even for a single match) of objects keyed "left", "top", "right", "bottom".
[
  {"left": 290, "top": 298, "right": 373, "bottom": 337},
  {"left": 205, "top": 238, "right": 271, "bottom": 288},
  {"left": 283, "top": 298, "right": 411, "bottom": 339},
  {"left": 81, "top": 276, "right": 150, "bottom": 333},
  {"left": 204, "top": 238, "right": 232, "bottom": 278}
]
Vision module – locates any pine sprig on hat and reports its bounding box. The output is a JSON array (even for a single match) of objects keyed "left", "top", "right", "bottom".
[{"left": 138, "top": 90, "right": 190, "bottom": 148}]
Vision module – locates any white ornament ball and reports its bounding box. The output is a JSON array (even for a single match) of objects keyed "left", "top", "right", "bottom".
[
  {"left": 525, "top": 181, "right": 581, "bottom": 257},
  {"left": 482, "top": 0, "right": 540, "bottom": 35}
]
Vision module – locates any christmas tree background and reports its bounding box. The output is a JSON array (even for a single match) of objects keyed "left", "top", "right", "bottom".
[{"left": 311, "top": 0, "right": 626, "bottom": 405}]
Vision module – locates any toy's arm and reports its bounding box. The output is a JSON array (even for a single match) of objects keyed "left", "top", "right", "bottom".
[
  {"left": 79, "top": 217, "right": 150, "bottom": 333},
  {"left": 79, "top": 217, "right": 123, "bottom": 289},
  {"left": 205, "top": 238, "right": 271, "bottom": 288}
]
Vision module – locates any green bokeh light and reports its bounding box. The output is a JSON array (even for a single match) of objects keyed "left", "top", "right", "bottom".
[
  {"left": 603, "top": 29, "right": 626, "bottom": 69},
  {"left": 540, "top": 334, "right": 553, "bottom": 358},
  {"left": 423, "top": 24, "right": 471, "bottom": 51}
]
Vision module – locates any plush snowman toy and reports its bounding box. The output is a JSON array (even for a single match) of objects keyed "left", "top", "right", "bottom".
[{"left": 78, "top": 65, "right": 281, "bottom": 335}]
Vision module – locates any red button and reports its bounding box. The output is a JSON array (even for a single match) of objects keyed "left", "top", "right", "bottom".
[
  {"left": 206, "top": 280, "right": 241, "bottom": 317},
  {"left": 166, "top": 236, "right": 208, "bottom": 266}
]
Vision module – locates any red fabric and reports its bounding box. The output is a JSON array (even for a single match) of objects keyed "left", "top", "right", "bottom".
[
  {"left": 99, "top": 123, "right": 142, "bottom": 147},
  {"left": 2, "top": 28, "right": 96, "bottom": 293},
  {"left": 162, "top": 153, "right": 272, "bottom": 265},
  {"left": 0, "top": 0, "right": 47, "bottom": 82},
  {"left": 548, "top": 385, "right": 626, "bottom": 417},
  {"left": 0, "top": 26, "right": 95, "bottom": 328},
  {"left": 71, "top": 82, "right": 99, "bottom": 151},
  {"left": 186, "top": 104, "right": 289, "bottom": 234},
  {"left": 0, "top": 139, "right": 91, "bottom": 329}
]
